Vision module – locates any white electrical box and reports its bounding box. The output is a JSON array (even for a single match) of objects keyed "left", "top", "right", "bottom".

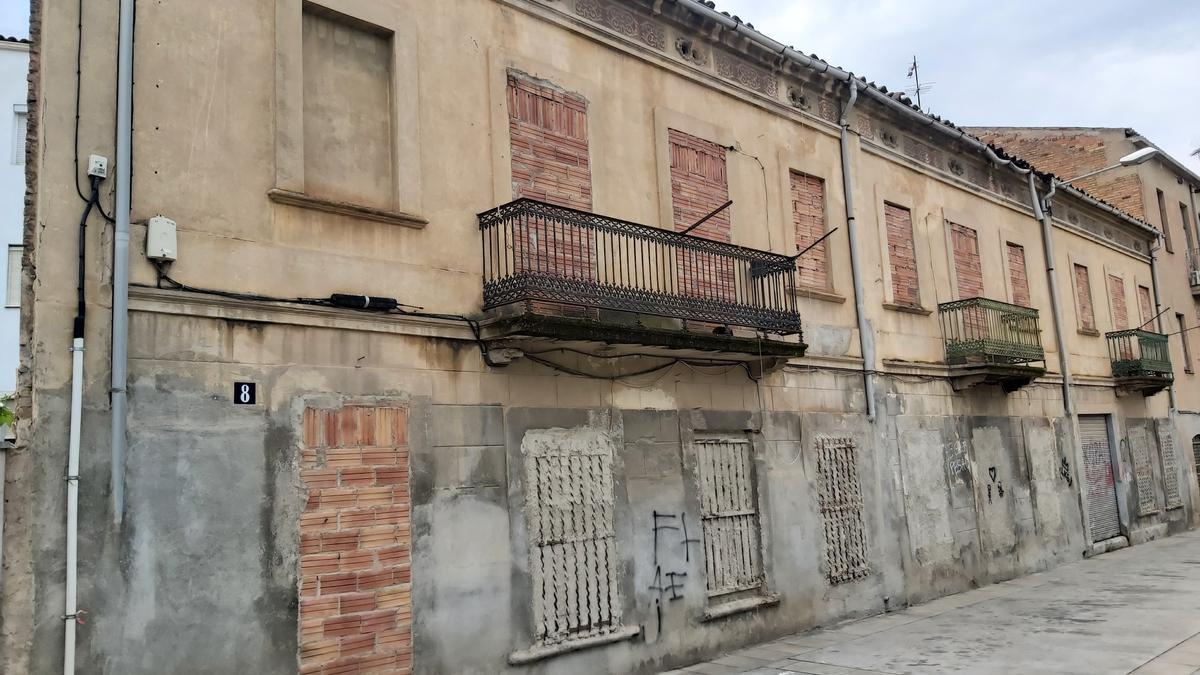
[
  {"left": 87, "top": 154, "right": 108, "bottom": 179},
  {"left": 146, "top": 216, "right": 178, "bottom": 262}
]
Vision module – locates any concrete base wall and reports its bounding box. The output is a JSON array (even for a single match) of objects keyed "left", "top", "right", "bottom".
[{"left": 3, "top": 309, "right": 1194, "bottom": 674}]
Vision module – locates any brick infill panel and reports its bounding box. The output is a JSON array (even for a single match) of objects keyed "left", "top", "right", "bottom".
[{"left": 299, "top": 406, "right": 413, "bottom": 675}]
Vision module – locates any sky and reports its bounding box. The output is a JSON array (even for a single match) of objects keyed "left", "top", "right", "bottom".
[
  {"left": 0, "top": 2, "right": 1195, "bottom": 171},
  {"left": 715, "top": 0, "right": 1200, "bottom": 172}
]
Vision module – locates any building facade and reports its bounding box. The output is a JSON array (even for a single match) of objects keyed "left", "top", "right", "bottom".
[
  {"left": 0, "top": 37, "right": 28, "bottom": 395},
  {"left": 973, "top": 126, "right": 1200, "bottom": 499},
  {"left": 2, "top": 1, "right": 1196, "bottom": 674}
]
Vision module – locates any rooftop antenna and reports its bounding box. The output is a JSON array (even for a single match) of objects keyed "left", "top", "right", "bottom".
[{"left": 905, "top": 55, "right": 935, "bottom": 111}]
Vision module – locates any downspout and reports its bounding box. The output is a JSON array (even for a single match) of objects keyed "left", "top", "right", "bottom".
[
  {"left": 838, "top": 81, "right": 876, "bottom": 423},
  {"left": 1030, "top": 175, "right": 1075, "bottom": 416},
  {"left": 110, "top": 0, "right": 134, "bottom": 527},
  {"left": 1031, "top": 174, "right": 1096, "bottom": 548}
]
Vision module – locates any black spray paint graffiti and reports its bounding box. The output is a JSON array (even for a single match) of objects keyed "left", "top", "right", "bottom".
[
  {"left": 986, "top": 466, "right": 1005, "bottom": 503},
  {"left": 648, "top": 511, "right": 700, "bottom": 635},
  {"left": 1059, "top": 457, "right": 1073, "bottom": 486}
]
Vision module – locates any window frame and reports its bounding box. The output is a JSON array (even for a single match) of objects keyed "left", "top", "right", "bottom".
[
  {"left": 11, "top": 104, "right": 26, "bottom": 166},
  {"left": 5, "top": 245, "right": 21, "bottom": 308}
]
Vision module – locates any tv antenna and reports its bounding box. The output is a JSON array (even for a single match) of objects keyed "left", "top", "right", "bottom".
[{"left": 905, "top": 55, "right": 935, "bottom": 111}]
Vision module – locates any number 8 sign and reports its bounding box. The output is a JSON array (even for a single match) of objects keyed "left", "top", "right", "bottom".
[{"left": 233, "top": 382, "right": 257, "bottom": 405}]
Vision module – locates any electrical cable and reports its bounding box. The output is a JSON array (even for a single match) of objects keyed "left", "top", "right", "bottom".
[{"left": 73, "top": 0, "right": 114, "bottom": 223}]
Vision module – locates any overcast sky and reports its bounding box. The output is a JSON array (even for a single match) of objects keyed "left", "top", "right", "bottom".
[
  {"left": 0, "top": 2, "right": 1196, "bottom": 171},
  {"left": 716, "top": 0, "right": 1200, "bottom": 172}
]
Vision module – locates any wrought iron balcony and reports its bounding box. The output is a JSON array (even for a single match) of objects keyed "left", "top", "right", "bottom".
[
  {"left": 1107, "top": 329, "right": 1172, "bottom": 395},
  {"left": 477, "top": 198, "right": 805, "bottom": 360},
  {"left": 937, "top": 297, "right": 1044, "bottom": 391}
]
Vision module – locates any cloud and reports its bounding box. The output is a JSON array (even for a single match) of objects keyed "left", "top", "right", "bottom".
[{"left": 715, "top": 0, "right": 1200, "bottom": 171}]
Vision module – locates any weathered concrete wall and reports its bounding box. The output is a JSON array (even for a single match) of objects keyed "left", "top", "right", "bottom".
[{"left": 13, "top": 307, "right": 1171, "bottom": 673}]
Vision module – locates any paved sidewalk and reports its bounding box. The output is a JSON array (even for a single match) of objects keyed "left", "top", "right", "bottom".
[{"left": 668, "top": 531, "right": 1200, "bottom": 675}]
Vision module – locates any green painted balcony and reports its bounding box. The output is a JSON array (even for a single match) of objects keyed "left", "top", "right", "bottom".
[
  {"left": 937, "top": 297, "right": 1045, "bottom": 392},
  {"left": 1107, "top": 329, "right": 1173, "bottom": 396}
]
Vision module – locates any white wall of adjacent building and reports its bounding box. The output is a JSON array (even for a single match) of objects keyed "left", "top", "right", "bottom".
[{"left": 0, "top": 39, "right": 28, "bottom": 394}]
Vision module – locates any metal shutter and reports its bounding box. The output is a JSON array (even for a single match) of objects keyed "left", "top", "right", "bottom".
[{"left": 1080, "top": 416, "right": 1121, "bottom": 542}]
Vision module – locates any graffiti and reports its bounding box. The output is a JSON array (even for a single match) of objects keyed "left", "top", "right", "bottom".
[
  {"left": 647, "top": 510, "right": 699, "bottom": 636},
  {"left": 1060, "top": 457, "right": 1073, "bottom": 486},
  {"left": 986, "top": 466, "right": 1005, "bottom": 504},
  {"left": 945, "top": 439, "right": 971, "bottom": 480}
]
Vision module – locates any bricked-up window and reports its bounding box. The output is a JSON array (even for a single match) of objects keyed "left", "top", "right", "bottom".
[
  {"left": 694, "top": 437, "right": 763, "bottom": 598},
  {"left": 1108, "top": 275, "right": 1131, "bottom": 359},
  {"left": 302, "top": 9, "right": 394, "bottom": 209},
  {"left": 885, "top": 203, "right": 920, "bottom": 308},
  {"left": 1074, "top": 264, "right": 1096, "bottom": 332},
  {"left": 816, "top": 437, "right": 868, "bottom": 584},
  {"left": 1157, "top": 189, "right": 1174, "bottom": 253},
  {"left": 1138, "top": 285, "right": 1153, "bottom": 327},
  {"left": 299, "top": 406, "right": 413, "bottom": 674},
  {"left": 1178, "top": 313, "right": 1194, "bottom": 374},
  {"left": 507, "top": 73, "right": 595, "bottom": 294},
  {"left": 669, "top": 129, "right": 734, "bottom": 301},
  {"left": 523, "top": 429, "right": 621, "bottom": 646},
  {"left": 951, "top": 223, "right": 985, "bottom": 337},
  {"left": 1006, "top": 242, "right": 1031, "bottom": 307},
  {"left": 508, "top": 73, "right": 592, "bottom": 210},
  {"left": 1107, "top": 275, "right": 1129, "bottom": 331},
  {"left": 791, "top": 172, "right": 829, "bottom": 289},
  {"left": 951, "top": 223, "right": 983, "bottom": 298}
]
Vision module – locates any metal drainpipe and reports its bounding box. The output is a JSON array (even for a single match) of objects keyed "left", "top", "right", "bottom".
[
  {"left": 110, "top": 0, "right": 134, "bottom": 527},
  {"left": 1031, "top": 175, "right": 1075, "bottom": 416},
  {"left": 1032, "top": 174, "right": 1094, "bottom": 547},
  {"left": 838, "top": 81, "right": 876, "bottom": 423},
  {"left": 1148, "top": 241, "right": 1176, "bottom": 410}
]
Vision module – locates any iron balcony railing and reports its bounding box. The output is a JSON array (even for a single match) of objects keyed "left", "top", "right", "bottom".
[
  {"left": 478, "top": 198, "right": 802, "bottom": 335},
  {"left": 937, "top": 297, "right": 1044, "bottom": 365},
  {"left": 1188, "top": 248, "right": 1200, "bottom": 288},
  {"left": 1107, "top": 329, "right": 1173, "bottom": 378}
]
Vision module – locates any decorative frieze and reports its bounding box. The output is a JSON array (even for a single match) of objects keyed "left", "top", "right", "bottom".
[
  {"left": 576, "top": 0, "right": 666, "bottom": 50},
  {"left": 714, "top": 51, "right": 778, "bottom": 97}
]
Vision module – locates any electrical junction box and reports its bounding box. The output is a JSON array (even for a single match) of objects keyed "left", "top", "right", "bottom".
[
  {"left": 87, "top": 154, "right": 108, "bottom": 179},
  {"left": 146, "top": 216, "right": 178, "bottom": 262}
]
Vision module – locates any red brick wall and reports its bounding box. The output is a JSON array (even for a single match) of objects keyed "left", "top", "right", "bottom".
[
  {"left": 970, "top": 128, "right": 1146, "bottom": 220},
  {"left": 508, "top": 73, "right": 595, "bottom": 290},
  {"left": 1108, "top": 275, "right": 1129, "bottom": 331},
  {"left": 299, "top": 406, "right": 412, "bottom": 675},
  {"left": 1074, "top": 264, "right": 1096, "bottom": 331},
  {"left": 791, "top": 172, "right": 829, "bottom": 289},
  {"left": 885, "top": 203, "right": 920, "bottom": 308},
  {"left": 1138, "top": 285, "right": 1153, "bottom": 327},
  {"left": 508, "top": 74, "right": 591, "bottom": 210},
  {"left": 951, "top": 223, "right": 983, "bottom": 299},
  {"left": 669, "top": 129, "right": 735, "bottom": 302},
  {"left": 1006, "top": 242, "right": 1031, "bottom": 307}
]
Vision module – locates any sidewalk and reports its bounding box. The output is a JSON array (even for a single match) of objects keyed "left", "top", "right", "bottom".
[{"left": 668, "top": 531, "right": 1200, "bottom": 675}]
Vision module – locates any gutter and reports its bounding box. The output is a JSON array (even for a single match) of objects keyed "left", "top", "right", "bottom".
[
  {"left": 1126, "top": 132, "right": 1200, "bottom": 189},
  {"left": 670, "top": 0, "right": 1158, "bottom": 243}
]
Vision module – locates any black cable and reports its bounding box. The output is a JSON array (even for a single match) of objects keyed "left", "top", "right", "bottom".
[
  {"left": 73, "top": 175, "right": 101, "bottom": 339},
  {"left": 148, "top": 265, "right": 329, "bottom": 306},
  {"left": 525, "top": 353, "right": 681, "bottom": 381},
  {"left": 73, "top": 0, "right": 114, "bottom": 223}
]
